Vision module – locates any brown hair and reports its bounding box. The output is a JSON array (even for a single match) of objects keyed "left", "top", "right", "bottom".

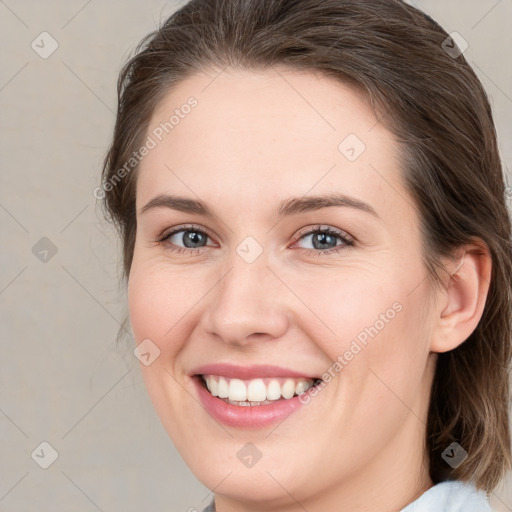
[{"left": 101, "top": 0, "right": 512, "bottom": 492}]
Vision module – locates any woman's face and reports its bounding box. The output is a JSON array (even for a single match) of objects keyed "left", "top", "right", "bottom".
[{"left": 128, "top": 68, "right": 439, "bottom": 508}]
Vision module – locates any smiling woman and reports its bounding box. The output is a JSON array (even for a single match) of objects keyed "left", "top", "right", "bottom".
[{"left": 100, "top": 1, "right": 512, "bottom": 511}]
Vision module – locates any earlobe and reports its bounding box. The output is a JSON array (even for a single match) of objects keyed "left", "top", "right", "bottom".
[{"left": 430, "top": 242, "right": 492, "bottom": 353}]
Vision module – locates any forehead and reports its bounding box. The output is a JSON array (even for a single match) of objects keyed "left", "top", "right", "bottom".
[{"left": 136, "top": 67, "right": 406, "bottom": 218}]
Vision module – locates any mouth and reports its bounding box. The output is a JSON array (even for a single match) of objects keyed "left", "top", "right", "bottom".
[
  {"left": 198, "top": 374, "right": 323, "bottom": 406},
  {"left": 190, "top": 363, "right": 325, "bottom": 427}
]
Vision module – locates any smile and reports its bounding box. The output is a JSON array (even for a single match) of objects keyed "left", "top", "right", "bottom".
[
  {"left": 202, "top": 375, "right": 317, "bottom": 405},
  {"left": 191, "top": 364, "right": 324, "bottom": 428}
]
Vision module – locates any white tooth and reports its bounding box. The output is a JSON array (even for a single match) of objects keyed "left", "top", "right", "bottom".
[
  {"left": 217, "top": 377, "right": 229, "bottom": 398},
  {"left": 267, "top": 379, "right": 282, "bottom": 400},
  {"left": 295, "top": 379, "right": 309, "bottom": 395},
  {"left": 282, "top": 379, "right": 295, "bottom": 399},
  {"left": 247, "top": 379, "right": 267, "bottom": 401},
  {"left": 209, "top": 376, "right": 219, "bottom": 397},
  {"left": 229, "top": 379, "right": 247, "bottom": 401}
]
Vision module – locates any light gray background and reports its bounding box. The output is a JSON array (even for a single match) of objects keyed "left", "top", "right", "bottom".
[{"left": 1, "top": 1, "right": 511, "bottom": 511}]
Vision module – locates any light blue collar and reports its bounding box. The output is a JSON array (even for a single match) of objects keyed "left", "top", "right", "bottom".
[
  {"left": 202, "top": 480, "right": 495, "bottom": 512},
  {"left": 400, "top": 480, "right": 494, "bottom": 512}
]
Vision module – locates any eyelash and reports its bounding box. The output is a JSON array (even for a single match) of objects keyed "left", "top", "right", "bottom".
[{"left": 156, "top": 224, "right": 355, "bottom": 256}]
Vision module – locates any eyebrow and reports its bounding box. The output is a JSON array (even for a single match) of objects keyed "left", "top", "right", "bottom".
[{"left": 140, "top": 193, "right": 380, "bottom": 219}]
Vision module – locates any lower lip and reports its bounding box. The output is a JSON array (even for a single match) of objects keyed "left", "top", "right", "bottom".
[{"left": 193, "top": 376, "right": 312, "bottom": 428}]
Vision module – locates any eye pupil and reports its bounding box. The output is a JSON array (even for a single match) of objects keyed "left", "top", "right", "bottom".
[
  {"left": 184, "top": 231, "right": 206, "bottom": 248},
  {"left": 313, "top": 232, "right": 336, "bottom": 250}
]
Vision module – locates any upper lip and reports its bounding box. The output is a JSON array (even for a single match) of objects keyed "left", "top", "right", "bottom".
[{"left": 190, "top": 363, "right": 319, "bottom": 380}]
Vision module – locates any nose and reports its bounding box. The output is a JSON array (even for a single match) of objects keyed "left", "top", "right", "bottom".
[{"left": 200, "top": 252, "right": 291, "bottom": 347}]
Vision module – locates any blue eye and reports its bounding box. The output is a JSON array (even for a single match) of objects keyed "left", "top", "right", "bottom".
[
  {"left": 157, "top": 224, "right": 354, "bottom": 256},
  {"left": 293, "top": 225, "right": 354, "bottom": 255},
  {"left": 158, "top": 224, "right": 213, "bottom": 254}
]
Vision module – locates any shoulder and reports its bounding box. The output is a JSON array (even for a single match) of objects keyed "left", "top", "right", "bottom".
[
  {"left": 400, "top": 480, "right": 495, "bottom": 512},
  {"left": 201, "top": 500, "right": 215, "bottom": 512}
]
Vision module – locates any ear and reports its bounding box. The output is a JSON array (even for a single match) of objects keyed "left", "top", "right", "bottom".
[{"left": 430, "top": 239, "right": 492, "bottom": 353}]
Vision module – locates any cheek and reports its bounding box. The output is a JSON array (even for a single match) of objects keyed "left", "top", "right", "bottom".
[
  {"left": 293, "top": 260, "right": 432, "bottom": 397},
  {"left": 127, "top": 263, "right": 198, "bottom": 444},
  {"left": 127, "top": 262, "right": 201, "bottom": 353},
  {"left": 283, "top": 265, "right": 406, "bottom": 356},
  {"left": 128, "top": 268, "right": 163, "bottom": 343},
  {"left": 327, "top": 278, "right": 433, "bottom": 434}
]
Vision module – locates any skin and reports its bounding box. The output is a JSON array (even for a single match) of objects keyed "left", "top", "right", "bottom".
[{"left": 127, "top": 66, "right": 491, "bottom": 512}]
